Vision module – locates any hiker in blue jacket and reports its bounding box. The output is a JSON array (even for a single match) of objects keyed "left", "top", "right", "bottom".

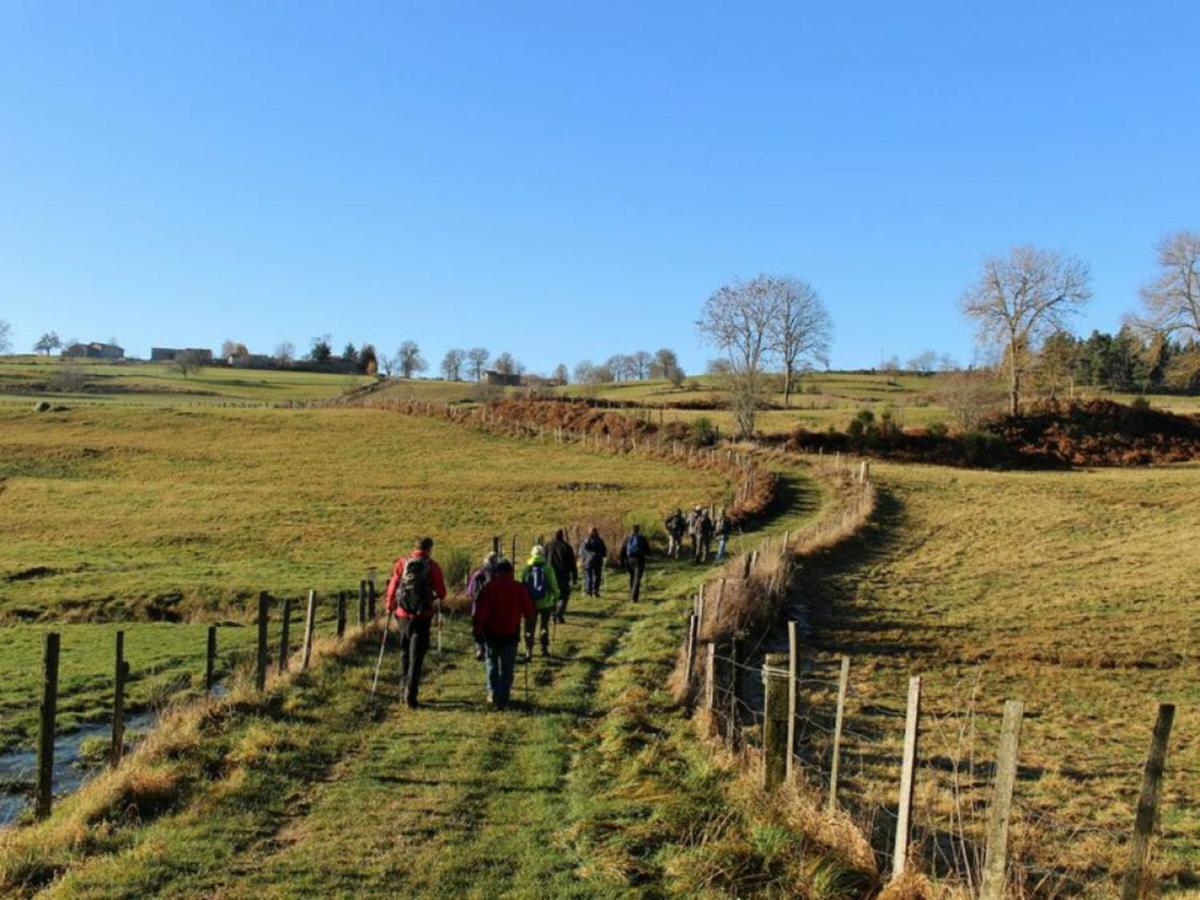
[{"left": 617, "top": 524, "right": 649, "bottom": 602}]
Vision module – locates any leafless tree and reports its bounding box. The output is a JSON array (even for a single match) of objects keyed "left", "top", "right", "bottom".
[
  {"left": 761, "top": 276, "right": 832, "bottom": 405},
  {"left": 173, "top": 350, "right": 205, "bottom": 379},
  {"left": 379, "top": 353, "right": 397, "bottom": 377},
  {"left": 907, "top": 350, "right": 939, "bottom": 374},
  {"left": 631, "top": 350, "right": 653, "bottom": 380},
  {"left": 274, "top": 341, "right": 295, "bottom": 366},
  {"left": 937, "top": 353, "right": 959, "bottom": 372},
  {"left": 552, "top": 363, "right": 569, "bottom": 384},
  {"left": 440, "top": 348, "right": 466, "bottom": 381},
  {"left": 397, "top": 341, "right": 427, "bottom": 379},
  {"left": 938, "top": 371, "right": 1004, "bottom": 432},
  {"left": 605, "top": 354, "right": 635, "bottom": 381},
  {"left": 0, "top": 319, "right": 11, "bottom": 354},
  {"left": 34, "top": 332, "right": 61, "bottom": 356},
  {"left": 1136, "top": 230, "right": 1200, "bottom": 341},
  {"left": 493, "top": 351, "right": 520, "bottom": 376},
  {"left": 697, "top": 276, "right": 776, "bottom": 437},
  {"left": 960, "top": 245, "right": 1092, "bottom": 415},
  {"left": 466, "top": 347, "right": 490, "bottom": 381},
  {"left": 650, "top": 347, "right": 684, "bottom": 385}
]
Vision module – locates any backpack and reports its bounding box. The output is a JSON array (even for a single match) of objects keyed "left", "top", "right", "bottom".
[
  {"left": 525, "top": 564, "right": 549, "bottom": 602},
  {"left": 625, "top": 534, "right": 642, "bottom": 559},
  {"left": 398, "top": 555, "right": 434, "bottom": 614}
]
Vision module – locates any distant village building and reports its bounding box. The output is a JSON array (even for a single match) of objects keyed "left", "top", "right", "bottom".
[
  {"left": 230, "top": 353, "right": 274, "bottom": 369},
  {"left": 63, "top": 342, "right": 125, "bottom": 360},
  {"left": 151, "top": 347, "right": 214, "bottom": 363},
  {"left": 484, "top": 369, "right": 522, "bottom": 387}
]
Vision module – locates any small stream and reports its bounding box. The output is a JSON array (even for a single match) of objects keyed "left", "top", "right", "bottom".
[{"left": 0, "top": 710, "right": 157, "bottom": 827}]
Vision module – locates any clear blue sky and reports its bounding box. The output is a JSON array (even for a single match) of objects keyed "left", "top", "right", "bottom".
[{"left": 3, "top": 1, "right": 1198, "bottom": 373}]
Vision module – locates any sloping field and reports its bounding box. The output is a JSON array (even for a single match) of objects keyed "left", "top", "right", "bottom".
[{"left": 795, "top": 462, "right": 1199, "bottom": 891}]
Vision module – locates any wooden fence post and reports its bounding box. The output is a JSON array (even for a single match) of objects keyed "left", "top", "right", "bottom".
[
  {"left": 980, "top": 700, "right": 1025, "bottom": 900},
  {"left": 111, "top": 630, "right": 128, "bottom": 767},
  {"left": 785, "top": 621, "right": 800, "bottom": 782},
  {"left": 696, "top": 586, "right": 706, "bottom": 636},
  {"left": 205, "top": 625, "right": 217, "bottom": 692},
  {"left": 742, "top": 554, "right": 752, "bottom": 579},
  {"left": 492, "top": 535, "right": 501, "bottom": 557},
  {"left": 336, "top": 591, "right": 347, "bottom": 638},
  {"left": 891, "top": 676, "right": 922, "bottom": 880},
  {"left": 684, "top": 614, "right": 699, "bottom": 687},
  {"left": 358, "top": 581, "right": 367, "bottom": 628},
  {"left": 302, "top": 590, "right": 317, "bottom": 670},
  {"left": 1120, "top": 703, "right": 1177, "bottom": 900},
  {"left": 727, "top": 637, "right": 739, "bottom": 747},
  {"left": 368, "top": 579, "right": 377, "bottom": 619},
  {"left": 36, "top": 632, "right": 60, "bottom": 819},
  {"left": 511, "top": 534, "right": 517, "bottom": 562},
  {"left": 256, "top": 592, "right": 270, "bottom": 691},
  {"left": 762, "top": 652, "right": 790, "bottom": 790},
  {"left": 278, "top": 597, "right": 292, "bottom": 674},
  {"left": 828, "top": 655, "right": 851, "bottom": 813},
  {"left": 705, "top": 642, "right": 716, "bottom": 718}
]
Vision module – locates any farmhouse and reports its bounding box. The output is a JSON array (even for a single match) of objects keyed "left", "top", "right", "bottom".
[
  {"left": 484, "top": 369, "right": 522, "bottom": 387},
  {"left": 63, "top": 342, "right": 125, "bottom": 360},
  {"left": 151, "top": 347, "right": 214, "bottom": 363}
]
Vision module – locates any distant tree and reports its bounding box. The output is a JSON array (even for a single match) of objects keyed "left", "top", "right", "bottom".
[
  {"left": 359, "top": 343, "right": 378, "bottom": 375},
  {"left": 907, "top": 350, "right": 939, "bottom": 374},
  {"left": 173, "top": 350, "right": 205, "bottom": 378},
  {"left": 1136, "top": 230, "right": 1200, "bottom": 341},
  {"left": 552, "top": 363, "right": 569, "bottom": 384},
  {"left": 631, "top": 350, "right": 653, "bottom": 380},
  {"left": 309, "top": 335, "right": 333, "bottom": 364},
  {"left": 649, "top": 347, "right": 685, "bottom": 386},
  {"left": 573, "top": 360, "right": 596, "bottom": 384},
  {"left": 493, "top": 352, "right": 520, "bottom": 376},
  {"left": 880, "top": 355, "right": 902, "bottom": 381},
  {"left": 606, "top": 354, "right": 636, "bottom": 381},
  {"left": 274, "top": 341, "right": 295, "bottom": 366},
  {"left": 961, "top": 245, "right": 1092, "bottom": 415},
  {"left": 937, "top": 371, "right": 1003, "bottom": 431},
  {"left": 440, "top": 348, "right": 466, "bottom": 381},
  {"left": 34, "top": 332, "right": 61, "bottom": 356},
  {"left": 937, "top": 353, "right": 959, "bottom": 372},
  {"left": 1033, "top": 331, "right": 1079, "bottom": 399},
  {"left": 764, "top": 276, "right": 832, "bottom": 405},
  {"left": 0, "top": 319, "right": 11, "bottom": 354},
  {"left": 53, "top": 360, "right": 87, "bottom": 391},
  {"left": 379, "top": 353, "right": 397, "bottom": 377},
  {"left": 343, "top": 343, "right": 359, "bottom": 366},
  {"left": 466, "top": 347, "right": 490, "bottom": 381},
  {"left": 222, "top": 339, "right": 249, "bottom": 359},
  {"left": 397, "top": 341, "right": 427, "bottom": 378},
  {"left": 706, "top": 358, "right": 732, "bottom": 376},
  {"left": 697, "top": 277, "right": 776, "bottom": 437}
]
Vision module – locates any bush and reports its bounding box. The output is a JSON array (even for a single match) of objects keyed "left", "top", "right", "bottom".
[
  {"left": 439, "top": 546, "right": 473, "bottom": 591},
  {"left": 960, "top": 430, "right": 1007, "bottom": 467},
  {"left": 1130, "top": 395, "right": 1151, "bottom": 411},
  {"left": 690, "top": 416, "right": 718, "bottom": 447},
  {"left": 927, "top": 420, "right": 949, "bottom": 438}
]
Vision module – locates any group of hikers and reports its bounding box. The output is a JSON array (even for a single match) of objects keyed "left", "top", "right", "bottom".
[
  {"left": 664, "top": 505, "right": 730, "bottom": 564},
  {"left": 381, "top": 507, "right": 729, "bottom": 710}
]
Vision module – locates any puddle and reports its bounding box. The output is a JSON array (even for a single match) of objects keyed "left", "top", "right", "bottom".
[{"left": 0, "top": 710, "right": 157, "bottom": 827}]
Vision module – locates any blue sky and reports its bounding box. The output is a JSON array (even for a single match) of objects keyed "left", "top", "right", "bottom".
[{"left": 2, "top": 1, "right": 1198, "bottom": 373}]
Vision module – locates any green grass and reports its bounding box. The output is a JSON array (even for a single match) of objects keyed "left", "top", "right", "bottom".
[
  {"left": 0, "top": 357, "right": 374, "bottom": 406},
  {"left": 2, "top": 467, "right": 846, "bottom": 898},
  {"left": 0, "top": 405, "right": 728, "bottom": 621},
  {"left": 793, "top": 460, "right": 1200, "bottom": 890}
]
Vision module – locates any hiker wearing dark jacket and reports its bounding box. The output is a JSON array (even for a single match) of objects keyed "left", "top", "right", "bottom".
[
  {"left": 665, "top": 509, "right": 686, "bottom": 559},
  {"left": 618, "top": 524, "right": 649, "bottom": 602},
  {"left": 579, "top": 528, "right": 607, "bottom": 597},
  {"left": 544, "top": 530, "right": 578, "bottom": 624},
  {"left": 466, "top": 552, "right": 499, "bottom": 660},
  {"left": 473, "top": 560, "right": 536, "bottom": 709},
  {"left": 384, "top": 537, "right": 448, "bottom": 709}
]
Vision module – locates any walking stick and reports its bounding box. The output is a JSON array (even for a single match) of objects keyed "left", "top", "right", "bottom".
[{"left": 370, "top": 618, "right": 390, "bottom": 695}]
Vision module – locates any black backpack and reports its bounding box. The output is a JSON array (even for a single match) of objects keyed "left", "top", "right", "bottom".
[{"left": 399, "top": 555, "right": 434, "bottom": 614}]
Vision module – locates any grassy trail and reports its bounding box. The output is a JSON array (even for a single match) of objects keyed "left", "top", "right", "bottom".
[{"left": 36, "top": 467, "right": 822, "bottom": 898}]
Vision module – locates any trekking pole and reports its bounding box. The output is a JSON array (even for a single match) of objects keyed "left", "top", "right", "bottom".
[{"left": 370, "top": 618, "right": 390, "bottom": 696}]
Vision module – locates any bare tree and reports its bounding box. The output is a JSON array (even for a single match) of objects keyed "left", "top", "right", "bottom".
[
  {"left": 0, "top": 319, "right": 11, "bottom": 354},
  {"left": 765, "top": 276, "right": 832, "bottom": 405},
  {"left": 397, "top": 341, "right": 427, "bottom": 379},
  {"left": 493, "top": 351, "right": 520, "bottom": 376},
  {"left": 466, "top": 347, "right": 490, "bottom": 381},
  {"left": 552, "top": 363, "right": 569, "bottom": 384},
  {"left": 440, "top": 348, "right": 466, "bottom": 381},
  {"left": 907, "top": 350, "right": 939, "bottom": 374},
  {"left": 34, "top": 332, "right": 61, "bottom": 356},
  {"left": 173, "top": 350, "right": 205, "bottom": 378},
  {"left": 697, "top": 276, "right": 776, "bottom": 437},
  {"left": 938, "top": 371, "right": 1004, "bottom": 432},
  {"left": 960, "top": 245, "right": 1092, "bottom": 415},
  {"left": 937, "top": 353, "right": 959, "bottom": 372},
  {"left": 631, "top": 350, "right": 653, "bottom": 380},
  {"left": 1136, "top": 230, "right": 1200, "bottom": 341},
  {"left": 274, "top": 341, "right": 295, "bottom": 366},
  {"left": 379, "top": 353, "right": 397, "bottom": 377}
]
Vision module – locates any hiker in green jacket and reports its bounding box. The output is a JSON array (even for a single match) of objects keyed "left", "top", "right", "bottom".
[{"left": 520, "top": 545, "right": 561, "bottom": 657}]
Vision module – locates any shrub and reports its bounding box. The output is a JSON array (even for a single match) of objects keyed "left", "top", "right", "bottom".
[
  {"left": 927, "top": 420, "right": 949, "bottom": 438},
  {"left": 690, "top": 416, "right": 718, "bottom": 447},
  {"left": 439, "top": 546, "right": 472, "bottom": 591}
]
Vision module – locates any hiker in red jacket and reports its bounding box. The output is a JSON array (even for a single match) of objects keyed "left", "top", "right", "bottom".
[
  {"left": 384, "top": 536, "right": 448, "bottom": 709},
  {"left": 472, "top": 559, "right": 536, "bottom": 710}
]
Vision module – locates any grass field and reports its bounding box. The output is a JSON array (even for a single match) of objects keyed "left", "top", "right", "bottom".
[{"left": 793, "top": 461, "right": 1200, "bottom": 890}]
